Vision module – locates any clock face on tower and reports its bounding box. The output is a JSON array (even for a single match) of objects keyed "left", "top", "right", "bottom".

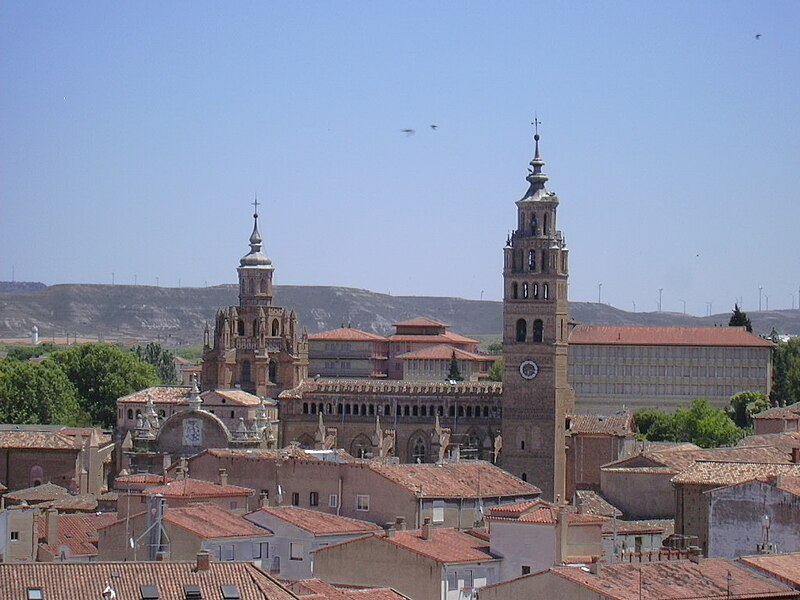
[{"left": 519, "top": 360, "right": 540, "bottom": 380}]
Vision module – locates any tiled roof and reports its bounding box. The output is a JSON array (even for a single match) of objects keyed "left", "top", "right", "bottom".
[
  {"left": 35, "top": 512, "right": 117, "bottom": 557},
  {"left": 574, "top": 490, "right": 623, "bottom": 517},
  {"left": 250, "top": 506, "right": 380, "bottom": 536},
  {"left": 164, "top": 504, "right": 270, "bottom": 540},
  {"left": 569, "top": 324, "right": 774, "bottom": 348},
  {"left": 739, "top": 552, "right": 800, "bottom": 587},
  {"left": 387, "top": 332, "right": 478, "bottom": 344},
  {"left": 37, "top": 494, "right": 98, "bottom": 512},
  {"left": 738, "top": 432, "right": 800, "bottom": 457},
  {"left": 567, "top": 413, "right": 635, "bottom": 437},
  {"left": 114, "top": 473, "right": 172, "bottom": 486},
  {"left": 397, "top": 344, "right": 495, "bottom": 361},
  {"left": 59, "top": 427, "right": 113, "bottom": 445},
  {"left": 366, "top": 460, "right": 540, "bottom": 498},
  {"left": 117, "top": 386, "right": 191, "bottom": 404},
  {"left": 201, "top": 389, "right": 262, "bottom": 406},
  {"left": 393, "top": 317, "right": 449, "bottom": 328},
  {"left": 601, "top": 519, "right": 674, "bottom": 536},
  {"left": 0, "top": 561, "right": 296, "bottom": 599},
  {"left": 753, "top": 405, "right": 800, "bottom": 420},
  {"left": 143, "top": 478, "right": 253, "bottom": 498},
  {"left": 4, "top": 483, "right": 70, "bottom": 503},
  {"left": 280, "top": 379, "right": 502, "bottom": 399},
  {"left": 309, "top": 328, "right": 386, "bottom": 342},
  {"left": 387, "top": 528, "right": 495, "bottom": 564},
  {"left": 202, "top": 445, "right": 321, "bottom": 461},
  {"left": 488, "top": 500, "right": 607, "bottom": 525},
  {"left": 672, "top": 461, "right": 800, "bottom": 486},
  {"left": 0, "top": 430, "right": 77, "bottom": 450},
  {"left": 287, "top": 579, "right": 409, "bottom": 599},
  {"left": 776, "top": 475, "right": 800, "bottom": 496},
  {"left": 605, "top": 444, "right": 788, "bottom": 474},
  {"left": 549, "top": 559, "right": 796, "bottom": 599}
]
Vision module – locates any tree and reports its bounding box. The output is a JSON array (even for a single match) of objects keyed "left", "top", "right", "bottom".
[
  {"left": 132, "top": 342, "right": 178, "bottom": 384},
  {"left": 772, "top": 337, "right": 800, "bottom": 407},
  {"left": 488, "top": 358, "right": 504, "bottom": 382},
  {"left": 52, "top": 343, "right": 160, "bottom": 427},
  {"left": 4, "top": 342, "right": 57, "bottom": 362},
  {"left": 634, "top": 399, "right": 744, "bottom": 448},
  {"left": 727, "top": 391, "right": 771, "bottom": 429},
  {"left": 728, "top": 304, "right": 752, "bottom": 333},
  {"left": 447, "top": 351, "right": 463, "bottom": 382},
  {"left": 486, "top": 342, "right": 503, "bottom": 355},
  {"left": 0, "top": 359, "right": 87, "bottom": 426}
]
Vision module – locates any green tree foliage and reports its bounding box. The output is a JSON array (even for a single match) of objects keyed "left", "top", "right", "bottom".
[
  {"left": 728, "top": 304, "right": 753, "bottom": 333},
  {"left": 132, "top": 342, "right": 178, "bottom": 384},
  {"left": 634, "top": 399, "right": 744, "bottom": 448},
  {"left": 772, "top": 337, "right": 800, "bottom": 407},
  {"left": 52, "top": 343, "right": 160, "bottom": 427},
  {"left": 447, "top": 351, "right": 464, "bottom": 382},
  {"left": 488, "top": 358, "right": 504, "bottom": 382},
  {"left": 727, "top": 391, "right": 771, "bottom": 429},
  {"left": 4, "top": 342, "right": 58, "bottom": 362},
  {"left": 486, "top": 342, "right": 503, "bottom": 355},
  {"left": 0, "top": 359, "right": 88, "bottom": 426}
]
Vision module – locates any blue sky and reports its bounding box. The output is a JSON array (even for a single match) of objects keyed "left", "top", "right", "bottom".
[{"left": 1, "top": 2, "right": 798, "bottom": 315}]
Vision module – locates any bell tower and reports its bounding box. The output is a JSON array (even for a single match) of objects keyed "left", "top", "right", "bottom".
[{"left": 500, "top": 124, "right": 575, "bottom": 501}]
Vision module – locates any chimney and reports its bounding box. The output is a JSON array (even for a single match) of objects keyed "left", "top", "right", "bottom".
[
  {"left": 688, "top": 546, "right": 702, "bottom": 564},
  {"left": 195, "top": 550, "right": 212, "bottom": 572},
  {"left": 385, "top": 525, "right": 396, "bottom": 538},
  {"left": 556, "top": 506, "right": 569, "bottom": 564},
  {"left": 218, "top": 468, "right": 228, "bottom": 487},
  {"left": 791, "top": 447, "right": 800, "bottom": 464},
  {"left": 395, "top": 516, "right": 406, "bottom": 531},
  {"left": 421, "top": 517, "right": 432, "bottom": 540},
  {"left": 259, "top": 492, "right": 269, "bottom": 509},
  {"left": 45, "top": 509, "right": 59, "bottom": 547},
  {"left": 588, "top": 558, "right": 601, "bottom": 575},
  {"left": 576, "top": 497, "right": 586, "bottom": 515}
]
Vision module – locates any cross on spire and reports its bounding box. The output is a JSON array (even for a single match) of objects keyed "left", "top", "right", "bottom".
[
  {"left": 252, "top": 194, "right": 260, "bottom": 217},
  {"left": 532, "top": 115, "right": 541, "bottom": 136}
]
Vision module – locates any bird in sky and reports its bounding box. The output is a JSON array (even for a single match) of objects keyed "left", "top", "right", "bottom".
[
  {"left": 401, "top": 129, "right": 415, "bottom": 136},
  {"left": 430, "top": 124, "right": 438, "bottom": 130},
  {"left": 755, "top": 33, "right": 762, "bottom": 39}
]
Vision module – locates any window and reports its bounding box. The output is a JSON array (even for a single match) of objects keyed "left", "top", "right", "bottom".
[
  {"left": 522, "top": 282, "right": 529, "bottom": 299},
  {"left": 533, "top": 319, "right": 544, "bottom": 343},
  {"left": 543, "top": 283, "right": 549, "bottom": 299},
  {"left": 463, "top": 569, "right": 474, "bottom": 588},
  {"left": 221, "top": 544, "right": 235, "bottom": 560},
  {"left": 127, "top": 408, "right": 133, "bottom": 420},
  {"left": 309, "top": 492, "right": 319, "bottom": 506},
  {"left": 229, "top": 501, "right": 238, "bottom": 510},
  {"left": 447, "top": 572, "right": 457, "bottom": 591},
  {"left": 522, "top": 566, "right": 531, "bottom": 575},
  {"left": 253, "top": 542, "right": 268, "bottom": 559},
  {"left": 512, "top": 282, "right": 518, "bottom": 299},
  {"left": 329, "top": 494, "right": 338, "bottom": 508},
  {"left": 355, "top": 494, "right": 370, "bottom": 511},
  {"left": 432, "top": 500, "right": 445, "bottom": 523},
  {"left": 291, "top": 492, "right": 299, "bottom": 506},
  {"left": 26, "top": 590, "right": 44, "bottom": 600},
  {"left": 516, "top": 319, "right": 527, "bottom": 342},
  {"left": 11, "top": 531, "right": 19, "bottom": 541},
  {"left": 290, "top": 542, "right": 304, "bottom": 561}
]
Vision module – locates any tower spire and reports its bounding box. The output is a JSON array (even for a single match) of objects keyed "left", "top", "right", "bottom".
[
  {"left": 240, "top": 196, "right": 272, "bottom": 268},
  {"left": 523, "top": 116, "right": 549, "bottom": 198}
]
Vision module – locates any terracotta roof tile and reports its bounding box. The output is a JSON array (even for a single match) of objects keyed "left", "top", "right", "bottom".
[
  {"left": 574, "top": 491, "right": 623, "bottom": 517},
  {"left": 288, "top": 579, "right": 409, "bottom": 599},
  {"left": 387, "top": 332, "right": 478, "bottom": 344},
  {"left": 0, "top": 431, "right": 77, "bottom": 450},
  {"left": 366, "top": 460, "right": 540, "bottom": 498},
  {"left": 4, "top": 483, "right": 70, "bottom": 503},
  {"left": 35, "top": 512, "right": 118, "bottom": 557},
  {"left": 567, "top": 413, "right": 635, "bottom": 437},
  {"left": 397, "top": 344, "right": 495, "bottom": 361},
  {"left": 0, "top": 561, "right": 296, "bottom": 599},
  {"left": 569, "top": 324, "right": 774, "bottom": 347},
  {"left": 37, "top": 494, "right": 98, "bottom": 512},
  {"left": 387, "top": 528, "right": 495, "bottom": 564},
  {"left": 114, "top": 473, "right": 173, "bottom": 486},
  {"left": 738, "top": 432, "right": 800, "bottom": 457},
  {"left": 392, "top": 317, "right": 449, "bottom": 328},
  {"left": 201, "top": 389, "right": 262, "bottom": 406},
  {"left": 548, "top": 559, "right": 795, "bottom": 599},
  {"left": 202, "top": 446, "right": 321, "bottom": 461},
  {"left": 488, "top": 500, "right": 607, "bottom": 525},
  {"left": 739, "top": 552, "right": 800, "bottom": 587},
  {"left": 250, "top": 506, "right": 380, "bottom": 536},
  {"left": 605, "top": 444, "right": 788, "bottom": 474},
  {"left": 309, "top": 328, "right": 386, "bottom": 342},
  {"left": 164, "top": 504, "right": 270, "bottom": 540},
  {"left": 753, "top": 405, "right": 800, "bottom": 420},
  {"left": 601, "top": 519, "right": 674, "bottom": 536},
  {"left": 673, "top": 461, "right": 800, "bottom": 486},
  {"left": 143, "top": 478, "right": 253, "bottom": 498},
  {"left": 117, "top": 386, "right": 191, "bottom": 405}
]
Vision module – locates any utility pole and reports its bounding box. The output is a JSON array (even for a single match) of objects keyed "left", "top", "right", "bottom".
[
  {"left": 112, "top": 272, "right": 115, "bottom": 285},
  {"left": 680, "top": 299, "right": 686, "bottom": 315},
  {"left": 765, "top": 295, "right": 769, "bottom": 311},
  {"left": 658, "top": 288, "right": 664, "bottom": 312},
  {"left": 759, "top": 286, "right": 763, "bottom": 311},
  {"left": 598, "top": 283, "right": 603, "bottom": 304},
  {"left": 632, "top": 301, "right": 636, "bottom": 313}
]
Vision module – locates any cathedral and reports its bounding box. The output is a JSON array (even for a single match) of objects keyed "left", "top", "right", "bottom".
[{"left": 200, "top": 202, "right": 308, "bottom": 397}]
